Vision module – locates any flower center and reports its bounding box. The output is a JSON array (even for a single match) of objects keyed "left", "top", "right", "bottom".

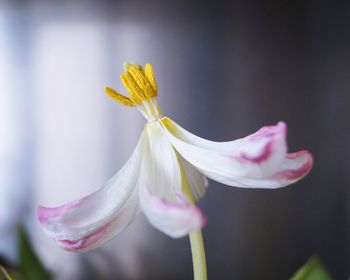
[{"left": 105, "top": 63, "right": 162, "bottom": 122}]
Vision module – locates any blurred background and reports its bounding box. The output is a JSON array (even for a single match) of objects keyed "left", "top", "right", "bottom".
[{"left": 0, "top": 0, "right": 349, "bottom": 279}]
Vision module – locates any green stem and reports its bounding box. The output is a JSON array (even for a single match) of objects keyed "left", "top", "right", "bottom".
[
  {"left": 176, "top": 152, "right": 208, "bottom": 280},
  {"left": 189, "top": 229, "right": 207, "bottom": 280}
]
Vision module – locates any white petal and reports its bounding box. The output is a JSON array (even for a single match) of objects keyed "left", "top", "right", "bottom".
[
  {"left": 161, "top": 117, "right": 313, "bottom": 189},
  {"left": 139, "top": 122, "right": 205, "bottom": 238},
  {"left": 139, "top": 185, "right": 206, "bottom": 238},
  {"left": 37, "top": 129, "right": 147, "bottom": 252},
  {"left": 178, "top": 155, "right": 208, "bottom": 201}
]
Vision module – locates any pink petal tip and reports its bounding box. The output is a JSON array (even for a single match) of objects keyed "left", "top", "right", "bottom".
[
  {"left": 37, "top": 197, "right": 86, "bottom": 225},
  {"left": 276, "top": 150, "right": 313, "bottom": 181}
]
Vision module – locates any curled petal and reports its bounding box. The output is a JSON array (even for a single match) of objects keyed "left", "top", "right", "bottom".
[
  {"left": 37, "top": 130, "right": 147, "bottom": 252},
  {"left": 161, "top": 117, "right": 313, "bottom": 189},
  {"left": 56, "top": 216, "right": 127, "bottom": 252},
  {"left": 274, "top": 150, "right": 313, "bottom": 183},
  {"left": 139, "top": 122, "right": 205, "bottom": 237},
  {"left": 139, "top": 185, "right": 206, "bottom": 238}
]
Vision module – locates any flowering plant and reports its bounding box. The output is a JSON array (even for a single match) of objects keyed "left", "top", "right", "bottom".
[{"left": 38, "top": 63, "right": 313, "bottom": 279}]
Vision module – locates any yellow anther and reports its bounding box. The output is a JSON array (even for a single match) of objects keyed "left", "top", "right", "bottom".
[
  {"left": 104, "top": 87, "right": 134, "bottom": 107},
  {"left": 120, "top": 72, "right": 147, "bottom": 104},
  {"left": 128, "top": 65, "right": 155, "bottom": 99},
  {"left": 123, "top": 62, "right": 141, "bottom": 71},
  {"left": 106, "top": 63, "right": 159, "bottom": 107},
  {"left": 145, "top": 64, "right": 158, "bottom": 96}
]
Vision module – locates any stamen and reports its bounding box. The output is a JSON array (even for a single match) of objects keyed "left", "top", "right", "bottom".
[
  {"left": 128, "top": 65, "right": 155, "bottom": 99},
  {"left": 120, "top": 72, "right": 147, "bottom": 104},
  {"left": 145, "top": 64, "right": 158, "bottom": 96},
  {"left": 123, "top": 62, "right": 141, "bottom": 71},
  {"left": 104, "top": 87, "right": 134, "bottom": 107},
  {"left": 106, "top": 63, "right": 159, "bottom": 110}
]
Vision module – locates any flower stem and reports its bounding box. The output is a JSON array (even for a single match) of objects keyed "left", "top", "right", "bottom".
[
  {"left": 189, "top": 229, "right": 207, "bottom": 280},
  {"left": 176, "top": 153, "right": 208, "bottom": 280}
]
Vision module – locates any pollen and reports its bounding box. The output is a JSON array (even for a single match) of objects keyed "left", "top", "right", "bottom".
[
  {"left": 104, "top": 87, "right": 134, "bottom": 107},
  {"left": 105, "top": 63, "right": 158, "bottom": 106},
  {"left": 144, "top": 64, "right": 158, "bottom": 96}
]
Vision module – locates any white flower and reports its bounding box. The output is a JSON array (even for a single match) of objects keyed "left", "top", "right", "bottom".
[{"left": 37, "top": 63, "right": 313, "bottom": 252}]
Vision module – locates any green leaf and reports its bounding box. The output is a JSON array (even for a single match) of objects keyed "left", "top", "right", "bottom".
[
  {"left": 0, "top": 265, "right": 13, "bottom": 280},
  {"left": 290, "top": 256, "right": 333, "bottom": 280},
  {"left": 18, "top": 225, "right": 50, "bottom": 280}
]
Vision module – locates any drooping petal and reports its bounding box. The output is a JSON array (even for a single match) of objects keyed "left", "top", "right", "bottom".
[
  {"left": 139, "top": 122, "right": 206, "bottom": 238},
  {"left": 161, "top": 117, "right": 313, "bottom": 189},
  {"left": 273, "top": 150, "right": 313, "bottom": 183},
  {"left": 178, "top": 155, "right": 208, "bottom": 201},
  {"left": 37, "top": 129, "right": 147, "bottom": 252},
  {"left": 139, "top": 185, "right": 206, "bottom": 238}
]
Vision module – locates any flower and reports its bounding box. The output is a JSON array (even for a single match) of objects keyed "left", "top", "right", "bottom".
[{"left": 37, "top": 63, "right": 313, "bottom": 252}]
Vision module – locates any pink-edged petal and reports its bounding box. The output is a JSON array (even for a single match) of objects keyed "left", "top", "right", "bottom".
[
  {"left": 139, "top": 122, "right": 205, "bottom": 237},
  {"left": 37, "top": 197, "right": 86, "bottom": 226},
  {"left": 274, "top": 150, "right": 313, "bottom": 183},
  {"left": 57, "top": 219, "right": 117, "bottom": 252},
  {"left": 161, "top": 117, "right": 313, "bottom": 189},
  {"left": 37, "top": 130, "right": 147, "bottom": 252},
  {"left": 139, "top": 185, "right": 206, "bottom": 238}
]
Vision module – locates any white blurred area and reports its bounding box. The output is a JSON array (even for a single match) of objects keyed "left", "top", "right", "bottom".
[
  {"left": 0, "top": 8, "right": 32, "bottom": 263},
  {"left": 0, "top": 5, "right": 164, "bottom": 279},
  {"left": 32, "top": 22, "right": 154, "bottom": 279}
]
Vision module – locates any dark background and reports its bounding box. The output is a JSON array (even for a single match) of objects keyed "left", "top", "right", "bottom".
[{"left": 1, "top": 0, "right": 350, "bottom": 279}]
